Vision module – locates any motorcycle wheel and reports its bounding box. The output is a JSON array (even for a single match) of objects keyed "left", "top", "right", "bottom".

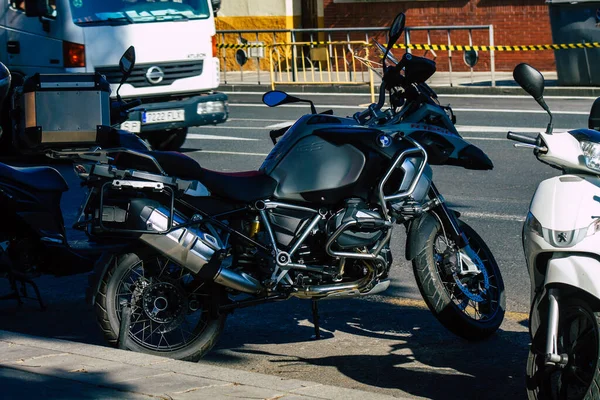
[
  {"left": 412, "top": 216, "right": 505, "bottom": 341},
  {"left": 94, "top": 251, "right": 226, "bottom": 361},
  {"left": 144, "top": 128, "right": 188, "bottom": 151},
  {"left": 526, "top": 298, "right": 600, "bottom": 400}
]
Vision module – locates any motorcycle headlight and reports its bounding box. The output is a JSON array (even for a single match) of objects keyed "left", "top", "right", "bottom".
[
  {"left": 579, "top": 140, "right": 600, "bottom": 172},
  {"left": 524, "top": 212, "right": 543, "bottom": 237}
]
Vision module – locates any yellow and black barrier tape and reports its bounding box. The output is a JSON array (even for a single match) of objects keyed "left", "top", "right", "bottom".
[{"left": 217, "top": 41, "right": 600, "bottom": 51}]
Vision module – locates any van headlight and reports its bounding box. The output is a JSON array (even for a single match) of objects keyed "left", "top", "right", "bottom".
[{"left": 579, "top": 140, "right": 600, "bottom": 172}]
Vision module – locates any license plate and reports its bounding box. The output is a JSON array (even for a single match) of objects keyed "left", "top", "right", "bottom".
[
  {"left": 120, "top": 121, "right": 141, "bottom": 133},
  {"left": 143, "top": 109, "right": 185, "bottom": 124}
]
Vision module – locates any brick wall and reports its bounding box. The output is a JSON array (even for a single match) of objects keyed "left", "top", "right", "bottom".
[{"left": 323, "top": 0, "right": 555, "bottom": 72}]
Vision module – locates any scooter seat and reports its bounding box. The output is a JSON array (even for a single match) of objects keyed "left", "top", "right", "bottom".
[
  {"left": 113, "top": 151, "right": 276, "bottom": 203},
  {"left": 0, "top": 163, "right": 68, "bottom": 193}
]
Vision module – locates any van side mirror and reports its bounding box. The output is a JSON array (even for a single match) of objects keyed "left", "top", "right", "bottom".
[
  {"left": 211, "top": 0, "right": 222, "bottom": 16},
  {"left": 24, "top": 0, "right": 51, "bottom": 17}
]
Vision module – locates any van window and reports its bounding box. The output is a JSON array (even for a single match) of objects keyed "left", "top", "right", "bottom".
[
  {"left": 10, "top": 0, "right": 57, "bottom": 15},
  {"left": 70, "top": 0, "right": 210, "bottom": 26}
]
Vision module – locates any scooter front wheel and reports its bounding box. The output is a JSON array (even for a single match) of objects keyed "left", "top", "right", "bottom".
[
  {"left": 526, "top": 297, "right": 600, "bottom": 400},
  {"left": 412, "top": 215, "right": 505, "bottom": 341}
]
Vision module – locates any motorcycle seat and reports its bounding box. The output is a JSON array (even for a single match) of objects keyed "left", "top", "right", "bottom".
[
  {"left": 113, "top": 151, "right": 276, "bottom": 203},
  {"left": 0, "top": 163, "right": 68, "bottom": 193}
]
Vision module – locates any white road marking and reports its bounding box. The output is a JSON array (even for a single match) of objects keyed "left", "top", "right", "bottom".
[
  {"left": 462, "top": 137, "right": 506, "bottom": 141},
  {"left": 222, "top": 91, "right": 597, "bottom": 100},
  {"left": 229, "top": 103, "right": 589, "bottom": 115},
  {"left": 460, "top": 211, "right": 525, "bottom": 222},
  {"left": 228, "top": 118, "right": 290, "bottom": 122},
  {"left": 187, "top": 134, "right": 258, "bottom": 141},
  {"left": 265, "top": 122, "right": 294, "bottom": 129},
  {"left": 192, "top": 150, "right": 269, "bottom": 156},
  {"left": 456, "top": 125, "right": 545, "bottom": 133},
  {"left": 193, "top": 125, "right": 261, "bottom": 130}
]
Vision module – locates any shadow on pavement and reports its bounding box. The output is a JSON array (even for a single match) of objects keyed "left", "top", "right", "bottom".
[
  {"left": 0, "top": 365, "right": 138, "bottom": 400},
  {"left": 204, "top": 297, "right": 529, "bottom": 400}
]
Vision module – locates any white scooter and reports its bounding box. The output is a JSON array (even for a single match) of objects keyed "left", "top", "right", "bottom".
[{"left": 508, "top": 63, "right": 600, "bottom": 399}]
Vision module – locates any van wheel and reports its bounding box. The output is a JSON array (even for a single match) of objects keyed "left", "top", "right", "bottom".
[{"left": 145, "top": 128, "right": 188, "bottom": 151}]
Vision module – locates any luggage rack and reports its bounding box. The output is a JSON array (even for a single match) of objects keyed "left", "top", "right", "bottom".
[{"left": 53, "top": 147, "right": 212, "bottom": 237}]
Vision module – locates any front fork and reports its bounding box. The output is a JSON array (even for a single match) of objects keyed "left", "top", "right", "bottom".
[
  {"left": 544, "top": 288, "right": 569, "bottom": 366},
  {"left": 428, "top": 184, "right": 484, "bottom": 275},
  {"left": 428, "top": 184, "right": 468, "bottom": 249}
]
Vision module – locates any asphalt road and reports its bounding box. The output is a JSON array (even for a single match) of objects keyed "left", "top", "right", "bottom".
[{"left": 0, "top": 91, "right": 596, "bottom": 399}]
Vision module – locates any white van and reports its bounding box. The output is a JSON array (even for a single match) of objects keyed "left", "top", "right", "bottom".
[{"left": 0, "top": 0, "right": 228, "bottom": 150}]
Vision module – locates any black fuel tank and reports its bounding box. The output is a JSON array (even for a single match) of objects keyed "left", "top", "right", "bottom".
[{"left": 269, "top": 135, "right": 366, "bottom": 204}]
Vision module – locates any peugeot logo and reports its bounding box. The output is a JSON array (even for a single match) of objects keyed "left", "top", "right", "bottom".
[
  {"left": 146, "top": 66, "right": 165, "bottom": 84},
  {"left": 557, "top": 232, "right": 568, "bottom": 243}
]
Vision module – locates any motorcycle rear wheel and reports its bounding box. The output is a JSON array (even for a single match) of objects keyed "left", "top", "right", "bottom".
[
  {"left": 94, "top": 250, "right": 226, "bottom": 361},
  {"left": 526, "top": 298, "right": 600, "bottom": 400},
  {"left": 412, "top": 216, "right": 505, "bottom": 341}
]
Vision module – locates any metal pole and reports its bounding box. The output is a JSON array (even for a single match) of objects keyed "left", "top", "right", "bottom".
[
  {"left": 447, "top": 29, "right": 453, "bottom": 87},
  {"left": 221, "top": 32, "right": 227, "bottom": 84},
  {"left": 292, "top": 31, "right": 298, "bottom": 82},
  {"left": 489, "top": 25, "right": 496, "bottom": 87},
  {"left": 256, "top": 32, "right": 261, "bottom": 84},
  {"left": 468, "top": 29, "right": 474, "bottom": 84}
]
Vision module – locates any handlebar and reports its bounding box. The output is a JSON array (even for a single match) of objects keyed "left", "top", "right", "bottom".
[{"left": 507, "top": 131, "right": 540, "bottom": 146}]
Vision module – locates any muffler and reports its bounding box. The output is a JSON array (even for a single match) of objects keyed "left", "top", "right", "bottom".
[{"left": 138, "top": 205, "right": 264, "bottom": 294}]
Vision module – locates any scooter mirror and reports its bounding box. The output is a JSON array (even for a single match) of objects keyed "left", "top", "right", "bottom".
[
  {"left": 263, "top": 90, "right": 299, "bottom": 107},
  {"left": 387, "top": 13, "right": 406, "bottom": 51},
  {"left": 513, "top": 63, "right": 545, "bottom": 101},
  {"left": 119, "top": 46, "right": 136, "bottom": 84}
]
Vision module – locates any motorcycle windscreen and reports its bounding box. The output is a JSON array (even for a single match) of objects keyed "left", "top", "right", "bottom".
[{"left": 408, "top": 130, "right": 493, "bottom": 170}]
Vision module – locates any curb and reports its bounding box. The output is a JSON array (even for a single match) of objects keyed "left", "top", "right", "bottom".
[
  {"left": 0, "top": 329, "right": 402, "bottom": 400},
  {"left": 219, "top": 83, "right": 600, "bottom": 97}
]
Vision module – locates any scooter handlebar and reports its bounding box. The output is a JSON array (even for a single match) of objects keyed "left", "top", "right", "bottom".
[{"left": 507, "top": 131, "right": 540, "bottom": 146}]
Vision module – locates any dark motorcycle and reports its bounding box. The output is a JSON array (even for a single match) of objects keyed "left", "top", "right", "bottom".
[
  {"left": 0, "top": 47, "right": 148, "bottom": 308},
  {"left": 80, "top": 12, "right": 505, "bottom": 361}
]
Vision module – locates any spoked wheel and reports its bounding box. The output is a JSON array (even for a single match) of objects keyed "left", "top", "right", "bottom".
[
  {"left": 527, "top": 298, "right": 600, "bottom": 400},
  {"left": 413, "top": 214, "right": 505, "bottom": 340},
  {"left": 95, "top": 251, "right": 226, "bottom": 361}
]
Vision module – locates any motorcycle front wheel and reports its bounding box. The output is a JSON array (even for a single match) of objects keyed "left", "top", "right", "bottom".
[
  {"left": 412, "top": 215, "right": 505, "bottom": 341},
  {"left": 526, "top": 298, "right": 600, "bottom": 400},
  {"left": 94, "top": 250, "right": 226, "bottom": 361}
]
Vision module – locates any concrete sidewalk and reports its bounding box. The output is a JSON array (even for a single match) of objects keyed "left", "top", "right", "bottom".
[
  {"left": 0, "top": 330, "right": 400, "bottom": 400},
  {"left": 219, "top": 70, "right": 600, "bottom": 97}
]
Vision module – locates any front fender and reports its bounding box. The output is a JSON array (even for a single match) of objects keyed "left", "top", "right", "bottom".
[
  {"left": 405, "top": 212, "right": 438, "bottom": 261},
  {"left": 546, "top": 255, "right": 600, "bottom": 300}
]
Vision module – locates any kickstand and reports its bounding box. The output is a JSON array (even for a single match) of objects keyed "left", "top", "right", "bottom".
[
  {"left": 311, "top": 299, "right": 321, "bottom": 340},
  {"left": 1, "top": 271, "right": 46, "bottom": 310},
  {"left": 117, "top": 301, "right": 132, "bottom": 350}
]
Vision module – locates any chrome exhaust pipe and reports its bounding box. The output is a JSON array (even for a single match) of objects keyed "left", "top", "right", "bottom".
[
  {"left": 139, "top": 206, "right": 265, "bottom": 294},
  {"left": 293, "top": 261, "right": 378, "bottom": 299}
]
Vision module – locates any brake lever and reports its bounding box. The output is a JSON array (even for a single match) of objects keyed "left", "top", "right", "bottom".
[{"left": 514, "top": 143, "right": 548, "bottom": 152}]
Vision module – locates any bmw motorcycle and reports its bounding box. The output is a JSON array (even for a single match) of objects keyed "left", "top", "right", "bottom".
[
  {"left": 508, "top": 64, "right": 600, "bottom": 399},
  {"left": 80, "top": 12, "right": 505, "bottom": 361}
]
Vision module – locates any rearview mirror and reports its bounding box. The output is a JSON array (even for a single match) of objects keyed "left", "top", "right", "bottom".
[
  {"left": 119, "top": 46, "right": 136, "bottom": 84},
  {"left": 514, "top": 63, "right": 554, "bottom": 134},
  {"left": 387, "top": 13, "right": 406, "bottom": 51},
  {"left": 513, "top": 63, "right": 545, "bottom": 101},
  {"left": 263, "top": 90, "right": 296, "bottom": 107},
  {"left": 262, "top": 90, "right": 317, "bottom": 114}
]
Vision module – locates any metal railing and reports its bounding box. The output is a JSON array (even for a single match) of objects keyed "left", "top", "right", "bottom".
[{"left": 217, "top": 24, "right": 495, "bottom": 88}]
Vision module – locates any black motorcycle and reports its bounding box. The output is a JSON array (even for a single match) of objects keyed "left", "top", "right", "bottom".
[
  {"left": 78, "top": 13, "right": 505, "bottom": 361},
  {"left": 0, "top": 47, "right": 148, "bottom": 308}
]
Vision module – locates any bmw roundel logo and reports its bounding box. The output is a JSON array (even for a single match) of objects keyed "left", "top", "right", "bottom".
[{"left": 377, "top": 134, "right": 392, "bottom": 147}]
